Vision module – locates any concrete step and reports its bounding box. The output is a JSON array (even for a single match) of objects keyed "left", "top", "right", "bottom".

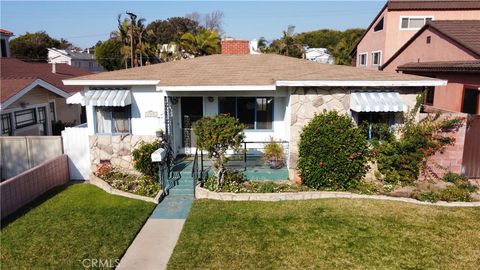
[
  {"left": 175, "top": 180, "right": 195, "bottom": 187},
  {"left": 169, "top": 187, "right": 194, "bottom": 195}
]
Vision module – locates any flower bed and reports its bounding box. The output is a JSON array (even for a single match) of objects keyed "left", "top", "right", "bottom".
[{"left": 95, "top": 162, "right": 160, "bottom": 198}]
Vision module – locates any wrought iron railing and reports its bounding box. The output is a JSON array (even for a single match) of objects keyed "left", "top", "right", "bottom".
[
  {"left": 191, "top": 148, "right": 204, "bottom": 197},
  {"left": 226, "top": 141, "right": 289, "bottom": 171}
]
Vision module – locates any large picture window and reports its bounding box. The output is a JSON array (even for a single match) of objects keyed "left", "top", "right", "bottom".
[
  {"left": 95, "top": 106, "right": 131, "bottom": 134},
  {"left": 14, "top": 108, "right": 37, "bottom": 129},
  {"left": 219, "top": 97, "right": 273, "bottom": 130}
]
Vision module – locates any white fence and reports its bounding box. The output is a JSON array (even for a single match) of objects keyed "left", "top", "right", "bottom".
[
  {"left": 62, "top": 124, "right": 91, "bottom": 180},
  {"left": 0, "top": 136, "right": 63, "bottom": 179}
]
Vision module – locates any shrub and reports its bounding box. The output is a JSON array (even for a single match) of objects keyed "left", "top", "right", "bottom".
[
  {"left": 298, "top": 110, "right": 368, "bottom": 190},
  {"left": 95, "top": 162, "right": 115, "bottom": 179},
  {"left": 438, "top": 186, "right": 473, "bottom": 202},
  {"left": 132, "top": 140, "right": 161, "bottom": 178},
  {"left": 413, "top": 191, "right": 439, "bottom": 202},
  {"left": 442, "top": 172, "right": 468, "bottom": 184},
  {"left": 194, "top": 115, "right": 245, "bottom": 189},
  {"left": 263, "top": 138, "right": 285, "bottom": 169}
]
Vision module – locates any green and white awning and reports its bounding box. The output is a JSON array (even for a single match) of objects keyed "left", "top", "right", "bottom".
[
  {"left": 67, "top": 89, "right": 131, "bottom": 107},
  {"left": 350, "top": 92, "right": 407, "bottom": 112}
]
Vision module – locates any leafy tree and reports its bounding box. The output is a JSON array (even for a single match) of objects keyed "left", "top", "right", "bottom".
[
  {"left": 94, "top": 39, "right": 124, "bottom": 71},
  {"left": 145, "top": 17, "right": 199, "bottom": 47},
  {"left": 269, "top": 25, "right": 304, "bottom": 58},
  {"left": 10, "top": 31, "right": 71, "bottom": 61},
  {"left": 194, "top": 115, "right": 245, "bottom": 188},
  {"left": 180, "top": 29, "right": 220, "bottom": 56}
]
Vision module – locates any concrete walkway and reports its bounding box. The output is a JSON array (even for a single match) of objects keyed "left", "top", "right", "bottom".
[{"left": 117, "top": 161, "right": 195, "bottom": 270}]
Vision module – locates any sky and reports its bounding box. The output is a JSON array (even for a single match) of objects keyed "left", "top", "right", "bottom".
[{"left": 1, "top": 1, "right": 385, "bottom": 49}]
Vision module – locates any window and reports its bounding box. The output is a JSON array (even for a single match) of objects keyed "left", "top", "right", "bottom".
[
  {"left": 219, "top": 97, "right": 274, "bottom": 130},
  {"left": 426, "top": 36, "right": 431, "bottom": 44},
  {"left": 371, "top": 51, "right": 382, "bottom": 66},
  {"left": 357, "top": 112, "right": 397, "bottom": 141},
  {"left": 462, "top": 88, "right": 479, "bottom": 114},
  {"left": 359, "top": 53, "right": 367, "bottom": 66},
  {"left": 1, "top": 39, "right": 7, "bottom": 57},
  {"left": 401, "top": 17, "right": 433, "bottom": 30},
  {"left": 1, "top": 114, "right": 12, "bottom": 135},
  {"left": 374, "top": 17, "right": 384, "bottom": 32},
  {"left": 425, "top": 88, "right": 434, "bottom": 106},
  {"left": 14, "top": 109, "right": 37, "bottom": 129},
  {"left": 95, "top": 106, "right": 131, "bottom": 134}
]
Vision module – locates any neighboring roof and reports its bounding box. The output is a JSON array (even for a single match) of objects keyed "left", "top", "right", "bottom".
[
  {"left": 349, "top": 3, "right": 387, "bottom": 56},
  {"left": 65, "top": 54, "right": 442, "bottom": 87},
  {"left": 397, "top": 60, "right": 480, "bottom": 73},
  {"left": 388, "top": 0, "right": 480, "bottom": 11},
  {"left": 381, "top": 20, "right": 480, "bottom": 70},
  {"left": 0, "top": 58, "right": 91, "bottom": 103},
  {"left": 0, "top": 29, "right": 13, "bottom": 36},
  {"left": 49, "top": 48, "right": 95, "bottom": 60}
]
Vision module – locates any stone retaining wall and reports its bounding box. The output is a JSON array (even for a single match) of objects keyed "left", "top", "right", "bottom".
[
  {"left": 195, "top": 186, "right": 480, "bottom": 207},
  {"left": 89, "top": 175, "right": 161, "bottom": 204},
  {"left": 89, "top": 135, "right": 157, "bottom": 174}
]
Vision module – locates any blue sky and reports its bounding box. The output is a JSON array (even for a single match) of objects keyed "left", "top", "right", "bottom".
[{"left": 1, "top": 1, "right": 385, "bottom": 48}]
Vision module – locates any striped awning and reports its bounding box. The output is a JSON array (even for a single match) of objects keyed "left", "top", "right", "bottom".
[
  {"left": 67, "top": 90, "right": 131, "bottom": 107},
  {"left": 350, "top": 92, "right": 407, "bottom": 112}
]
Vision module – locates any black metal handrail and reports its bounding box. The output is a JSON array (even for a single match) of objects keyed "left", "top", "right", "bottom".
[
  {"left": 191, "top": 148, "right": 204, "bottom": 197},
  {"left": 226, "top": 140, "right": 289, "bottom": 171}
]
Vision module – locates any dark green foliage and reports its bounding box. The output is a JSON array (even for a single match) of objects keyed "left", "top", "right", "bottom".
[
  {"left": 145, "top": 17, "right": 200, "bottom": 45},
  {"left": 442, "top": 171, "right": 468, "bottom": 183},
  {"left": 94, "top": 39, "right": 124, "bottom": 71},
  {"left": 132, "top": 140, "right": 161, "bottom": 177},
  {"left": 298, "top": 110, "right": 368, "bottom": 190},
  {"left": 10, "top": 31, "right": 71, "bottom": 61},
  {"left": 194, "top": 115, "right": 245, "bottom": 187},
  {"left": 413, "top": 191, "right": 439, "bottom": 202}
]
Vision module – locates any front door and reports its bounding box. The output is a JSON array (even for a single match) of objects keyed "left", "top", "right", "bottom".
[{"left": 181, "top": 97, "right": 203, "bottom": 149}]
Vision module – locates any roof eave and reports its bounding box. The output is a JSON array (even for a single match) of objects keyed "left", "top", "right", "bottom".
[
  {"left": 63, "top": 79, "right": 161, "bottom": 86},
  {"left": 275, "top": 80, "right": 447, "bottom": 87}
]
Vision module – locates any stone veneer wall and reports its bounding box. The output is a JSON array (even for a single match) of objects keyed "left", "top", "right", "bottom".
[
  {"left": 89, "top": 135, "right": 157, "bottom": 175},
  {"left": 288, "top": 86, "right": 422, "bottom": 180}
]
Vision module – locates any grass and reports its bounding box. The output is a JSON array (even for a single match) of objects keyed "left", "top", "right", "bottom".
[
  {"left": 1, "top": 183, "right": 155, "bottom": 269},
  {"left": 169, "top": 199, "right": 480, "bottom": 270}
]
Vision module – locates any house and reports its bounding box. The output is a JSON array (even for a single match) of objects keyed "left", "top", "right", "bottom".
[
  {"left": 48, "top": 48, "right": 104, "bottom": 72},
  {"left": 381, "top": 20, "right": 480, "bottom": 115},
  {"left": 0, "top": 58, "right": 91, "bottom": 136},
  {"left": 64, "top": 40, "right": 444, "bottom": 179},
  {"left": 304, "top": 47, "right": 334, "bottom": 64},
  {"left": 351, "top": 0, "right": 480, "bottom": 69},
  {"left": 0, "top": 29, "right": 13, "bottom": 58}
]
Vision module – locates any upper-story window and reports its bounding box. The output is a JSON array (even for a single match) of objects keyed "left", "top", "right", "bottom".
[
  {"left": 371, "top": 51, "right": 382, "bottom": 66},
  {"left": 359, "top": 53, "right": 367, "bottom": 66},
  {"left": 400, "top": 16, "right": 433, "bottom": 30},
  {"left": 374, "top": 17, "right": 384, "bottom": 32}
]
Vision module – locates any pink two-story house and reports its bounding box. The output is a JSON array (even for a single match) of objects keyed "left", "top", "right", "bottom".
[{"left": 351, "top": 0, "right": 480, "bottom": 69}]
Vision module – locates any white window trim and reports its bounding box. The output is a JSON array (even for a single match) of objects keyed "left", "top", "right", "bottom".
[
  {"left": 399, "top": 16, "right": 434, "bottom": 30},
  {"left": 371, "top": 50, "right": 382, "bottom": 66},
  {"left": 358, "top": 52, "right": 368, "bottom": 67},
  {"left": 1, "top": 102, "right": 51, "bottom": 135}
]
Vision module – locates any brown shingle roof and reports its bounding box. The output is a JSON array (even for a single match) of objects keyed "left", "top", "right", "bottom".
[
  {"left": 397, "top": 60, "right": 480, "bottom": 73},
  {"left": 1, "top": 58, "right": 91, "bottom": 103},
  {"left": 69, "top": 54, "right": 439, "bottom": 86},
  {"left": 388, "top": 0, "right": 480, "bottom": 11},
  {"left": 381, "top": 20, "right": 480, "bottom": 70},
  {"left": 0, "top": 29, "right": 13, "bottom": 36}
]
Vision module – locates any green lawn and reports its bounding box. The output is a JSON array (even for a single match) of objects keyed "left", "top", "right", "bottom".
[
  {"left": 169, "top": 199, "right": 480, "bottom": 270},
  {"left": 1, "top": 184, "right": 155, "bottom": 269}
]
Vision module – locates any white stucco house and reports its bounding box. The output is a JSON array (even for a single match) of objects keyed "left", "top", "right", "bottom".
[
  {"left": 304, "top": 47, "right": 334, "bottom": 64},
  {"left": 48, "top": 48, "right": 104, "bottom": 72},
  {"left": 63, "top": 42, "right": 445, "bottom": 179}
]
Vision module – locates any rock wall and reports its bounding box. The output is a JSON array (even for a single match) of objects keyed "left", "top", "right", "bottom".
[
  {"left": 89, "top": 135, "right": 157, "bottom": 175},
  {"left": 288, "top": 86, "right": 421, "bottom": 180}
]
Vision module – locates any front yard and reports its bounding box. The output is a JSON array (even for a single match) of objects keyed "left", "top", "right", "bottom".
[
  {"left": 1, "top": 184, "right": 155, "bottom": 269},
  {"left": 169, "top": 199, "right": 480, "bottom": 269}
]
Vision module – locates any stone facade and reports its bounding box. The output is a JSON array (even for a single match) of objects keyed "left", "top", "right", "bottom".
[
  {"left": 288, "top": 86, "right": 422, "bottom": 179},
  {"left": 89, "top": 135, "right": 157, "bottom": 175}
]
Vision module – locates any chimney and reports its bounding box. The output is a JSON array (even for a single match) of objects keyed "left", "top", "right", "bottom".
[
  {"left": 51, "top": 62, "right": 56, "bottom": 74},
  {"left": 221, "top": 39, "right": 250, "bottom": 55}
]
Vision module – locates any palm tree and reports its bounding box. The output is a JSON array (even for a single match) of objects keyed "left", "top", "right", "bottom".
[
  {"left": 180, "top": 29, "right": 220, "bottom": 57},
  {"left": 277, "top": 25, "right": 304, "bottom": 57}
]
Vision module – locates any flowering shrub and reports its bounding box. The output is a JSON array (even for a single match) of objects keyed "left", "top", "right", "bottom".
[{"left": 95, "top": 162, "right": 114, "bottom": 179}]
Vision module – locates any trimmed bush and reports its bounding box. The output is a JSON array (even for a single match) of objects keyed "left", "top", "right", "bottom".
[
  {"left": 132, "top": 140, "right": 161, "bottom": 177},
  {"left": 298, "top": 110, "right": 368, "bottom": 190}
]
